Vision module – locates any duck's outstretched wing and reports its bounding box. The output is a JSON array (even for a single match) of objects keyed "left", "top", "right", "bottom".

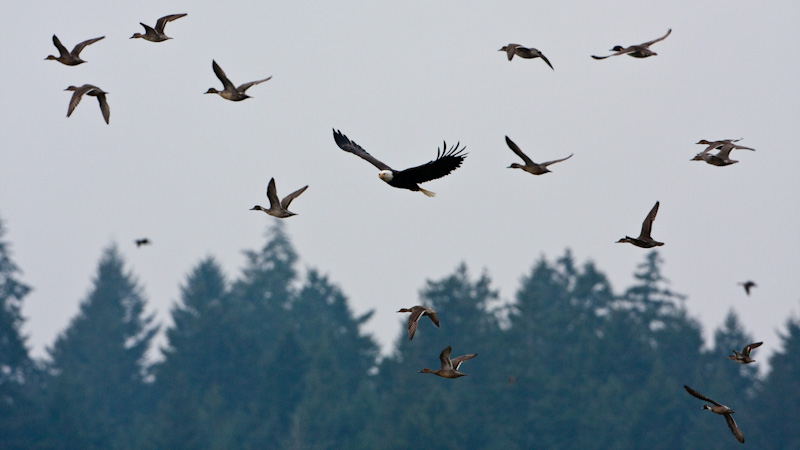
[
  {"left": 724, "top": 413, "right": 745, "bottom": 443},
  {"left": 396, "top": 141, "right": 467, "bottom": 183},
  {"left": 332, "top": 129, "right": 392, "bottom": 171},
  {"left": 67, "top": 84, "right": 97, "bottom": 117},
  {"left": 439, "top": 346, "right": 454, "bottom": 370},
  {"left": 212, "top": 60, "right": 237, "bottom": 91},
  {"left": 639, "top": 201, "right": 660, "bottom": 239},
  {"left": 539, "top": 52, "right": 554, "bottom": 70},
  {"left": 743, "top": 342, "right": 763, "bottom": 356},
  {"left": 451, "top": 353, "right": 477, "bottom": 371},
  {"left": 642, "top": 28, "right": 672, "bottom": 47},
  {"left": 542, "top": 153, "right": 574, "bottom": 167},
  {"left": 155, "top": 14, "right": 187, "bottom": 33},
  {"left": 72, "top": 36, "right": 104, "bottom": 56},
  {"left": 94, "top": 92, "right": 110, "bottom": 124},
  {"left": 683, "top": 385, "right": 722, "bottom": 407},
  {"left": 266, "top": 178, "right": 281, "bottom": 209},
  {"left": 52, "top": 35, "right": 69, "bottom": 57},
  {"left": 505, "top": 136, "right": 535, "bottom": 165},
  {"left": 238, "top": 76, "right": 272, "bottom": 93},
  {"left": 280, "top": 185, "right": 308, "bottom": 210}
]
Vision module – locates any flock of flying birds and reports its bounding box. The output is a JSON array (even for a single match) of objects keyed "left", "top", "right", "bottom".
[{"left": 47, "top": 14, "right": 762, "bottom": 444}]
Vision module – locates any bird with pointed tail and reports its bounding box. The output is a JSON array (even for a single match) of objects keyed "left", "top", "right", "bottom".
[
  {"left": 397, "top": 306, "right": 439, "bottom": 340},
  {"left": 130, "top": 14, "right": 187, "bottom": 42},
  {"left": 504, "top": 136, "right": 572, "bottom": 175},
  {"left": 65, "top": 84, "right": 110, "bottom": 124},
  {"left": 332, "top": 129, "right": 466, "bottom": 197},
  {"left": 419, "top": 346, "right": 477, "bottom": 378},
  {"left": 250, "top": 178, "right": 308, "bottom": 218},
  {"left": 205, "top": 60, "right": 272, "bottom": 102},
  {"left": 592, "top": 29, "right": 671, "bottom": 59},
  {"left": 499, "top": 44, "right": 554, "bottom": 70},
  {"left": 684, "top": 385, "right": 745, "bottom": 444},
  {"left": 728, "top": 342, "right": 762, "bottom": 364},
  {"left": 45, "top": 35, "right": 104, "bottom": 66},
  {"left": 616, "top": 201, "right": 664, "bottom": 248}
]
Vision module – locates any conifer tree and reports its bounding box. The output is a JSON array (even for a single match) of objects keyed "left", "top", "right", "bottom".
[
  {"left": 46, "top": 245, "right": 157, "bottom": 450},
  {"left": 0, "top": 216, "right": 41, "bottom": 449}
]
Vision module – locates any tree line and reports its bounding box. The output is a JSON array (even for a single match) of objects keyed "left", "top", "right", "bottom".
[{"left": 1, "top": 215, "right": 798, "bottom": 449}]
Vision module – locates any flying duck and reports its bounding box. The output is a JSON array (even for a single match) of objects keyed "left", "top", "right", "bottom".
[
  {"left": 45, "top": 35, "right": 104, "bottom": 66},
  {"left": 728, "top": 342, "right": 762, "bottom": 364},
  {"left": 691, "top": 142, "right": 755, "bottom": 167},
  {"left": 505, "top": 136, "right": 572, "bottom": 175},
  {"left": 64, "top": 84, "right": 110, "bottom": 124},
  {"left": 397, "top": 306, "right": 439, "bottom": 340},
  {"left": 499, "top": 44, "right": 554, "bottom": 70},
  {"left": 592, "top": 29, "right": 672, "bottom": 59},
  {"left": 135, "top": 239, "right": 151, "bottom": 247},
  {"left": 250, "top": 178, "right": 308, "bottom": 218},
  {"left": 419, "top": 346, "right": 477, "bottom": 379},
  {"left": 684, "top": 385, "right": 745, "bottom": 444},
  {"left": 616, "top": 201, "right": 664, "bottom": 248},
  {"left": 130, "top": 14, "right": 187, "bottom": 42},
  {"left": 205, "top": 60, "right": 272, "bottom": 101},
  {"left": 738, "top": 281, "right": 757, "bottom": 296},
  {"left": 332, "top": 129, "right": 466, "bottom": 197}
]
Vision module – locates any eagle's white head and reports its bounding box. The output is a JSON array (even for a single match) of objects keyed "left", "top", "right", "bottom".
[{"left": 378, "top": 170, "right": 393, "bottom": 182}]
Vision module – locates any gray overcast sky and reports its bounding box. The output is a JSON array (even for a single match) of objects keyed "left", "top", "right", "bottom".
[{"left": 2, "top": 1, "right": 799, "bottom": 364}]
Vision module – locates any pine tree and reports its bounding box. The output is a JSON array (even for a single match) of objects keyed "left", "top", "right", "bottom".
[
  {"left": 45, "top": 245, "right": 158, "bottom": 450},
  {"left": 0, "top": 216, "right": 42, "bottom": 449},
  {"left": 749, "top": 315, "right": 800, "bottom": 449}
]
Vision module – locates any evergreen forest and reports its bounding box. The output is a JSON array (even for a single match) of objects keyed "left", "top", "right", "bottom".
[{"left": 1, "top": 215, "right": 798, "bottom": 450}]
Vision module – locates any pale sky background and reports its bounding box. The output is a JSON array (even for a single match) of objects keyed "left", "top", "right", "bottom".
[{"left": 2, "top": 1, "right": 799, "bottom": 368}]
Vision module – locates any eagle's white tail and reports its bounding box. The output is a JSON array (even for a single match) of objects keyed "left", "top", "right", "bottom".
[{"left": 419, "top": 188, "right": 436, "bottom": 198}]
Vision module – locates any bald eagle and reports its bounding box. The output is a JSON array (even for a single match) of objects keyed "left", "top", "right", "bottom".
[{"left": 332, "top": 129, "right": 466, "bottom": 197}]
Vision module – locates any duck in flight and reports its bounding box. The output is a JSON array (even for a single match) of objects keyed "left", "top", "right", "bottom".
[
  {"left": 130, "top": 14, "right": 187, "bottom": 42},
  {"left": 419, "top": 346, "right": 477, "bottom": 379},
  {"left": 397, "top": 306, "right": 439, "bottom": 340},
  {"left": 592, "top": 29, "right": 671, "bottom": 59},
  {"left": 684, "top": 385, "right": 745, "bottom": 444},
  {"left": 728, "top": 341, "right": 762, "bottom": 365},
  {"left": 135, "top": 238, "right": 151, "bottom": 247},
  {"left": 45, "top": 35, "right": 104, "bottom": 66},
  {"left": 205, "top": 60, "right": 272, "bottom": 101},
  {"left": 738, "top": 280, "right": 757, "bottom": 296},
  {"left": 65, "top": 84, "right": 110, "bottom": 124},
  {"left": 332, "top": 129, "right": 466, "bottom": 197},
  {"left": 499, "top": 44, "right": 554, "bottom": 70},
  {"left": 250, "top": 178, "right": 308, "bottom": 218},
  {"left": 505, "top": 136, "right": 572, "bottom": 175},
  {"left": 691, "top": 141, "right": 755, "bottom": 167},
  {"left": 616, "top": 201, "right": 664, "bottom": 248}
]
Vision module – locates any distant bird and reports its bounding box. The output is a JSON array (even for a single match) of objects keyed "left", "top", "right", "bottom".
[
  {"left": 64, "top": 84, "right": 110, "bottom": 124},
  {"left": 45, "top": 35, "right": 104, "bottom": 66},
  {"left": 592, "top": 29, "right": 672, "bottom": 59},
  {"left": 419, "top": 346, "right": 477, "bottom": 379},
  {"left": 696, "top": 139, "right": 744, "bottom": 153},
  {"left": 728, "top": 342, "right": 763, "bottom": 365},
  {"left": 332, "top": 129, "right": 467, "bottom": 197},
  {"left": 616, "top": 201, "right": 664, "bottom": 248},
  {"left": 397, "top": 306, "right": 439, "bottom": 340},
  {"left": 130, "top": 14, "right": 187, "bottom": 42},
  {"left": 499, "top": 44, "right": 554, "bottom": 70},
  {"left": 691, "top": 142, "right": 755, "bottom": 167},
  {"left": 684, "top": 385, "right": 745, "bottom": 444},
  {"left": 135, "top": 238, "right": 151, "bottom": 247},
  {"left": 504, "top": 136, "right": 572, "bottom": 175},
  {"left": 205, "top": 60, "right": 272, "bottom": 102},
  {"left": 738, "top": 281, "right": 757, "bottom": 296},
  {"left": 250, "top": 178, "right": 308, "bottom": 218}
]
